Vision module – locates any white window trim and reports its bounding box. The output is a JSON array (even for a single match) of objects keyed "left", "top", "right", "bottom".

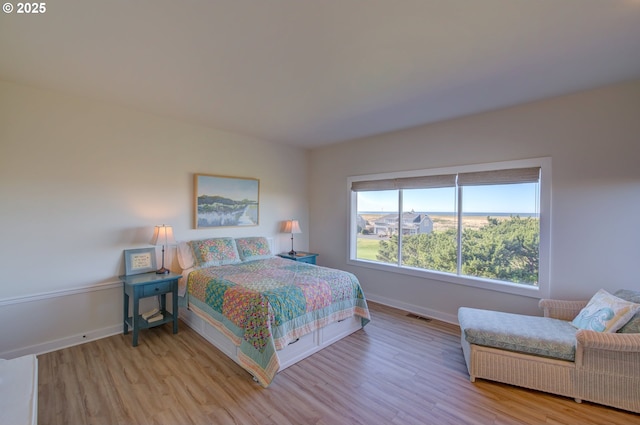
[{"left": 348, "top": 157, "right": 551, "bottom": 299}]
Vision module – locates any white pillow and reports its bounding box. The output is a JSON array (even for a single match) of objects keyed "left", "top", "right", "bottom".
[
  {"left": 177, "top": 241, "right": 195, "bottom": 270},
  {"left": 571, "top": 289, "right": 640, "bottom": 333}
]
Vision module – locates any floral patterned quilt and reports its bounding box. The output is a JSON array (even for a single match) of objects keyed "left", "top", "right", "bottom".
[{"left": 186, "top": 257, "right": 370, "bottom": 387}]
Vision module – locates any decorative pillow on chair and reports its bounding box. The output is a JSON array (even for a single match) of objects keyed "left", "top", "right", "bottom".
[
  {"left": 571, "top": 289, "right": 640, "bottom": 332},
  {"left": 235, "top": 237, "right": 272, "bottom": 261},
  {"left": 188, "top": 237, "right": 241, "bottom": 268},
  {"left": 614, "top": 289, "right": 640, "bottom": 333}
]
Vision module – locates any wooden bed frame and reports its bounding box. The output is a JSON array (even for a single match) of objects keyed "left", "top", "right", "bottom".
[{"left": 179, "top": 305, "right": 363, "bottom": 374}]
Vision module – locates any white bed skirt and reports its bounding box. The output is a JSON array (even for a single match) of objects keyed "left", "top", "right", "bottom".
[
  {"left": 179, "top": 305, "right": 362, "bottom": 374},
  {"left": 0, "top": 354, "right": 38, "bottom": 425}
]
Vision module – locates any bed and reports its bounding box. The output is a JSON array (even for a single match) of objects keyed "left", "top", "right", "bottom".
[{"left": 176, "top": 236, "right": 370, "bottom": 387}]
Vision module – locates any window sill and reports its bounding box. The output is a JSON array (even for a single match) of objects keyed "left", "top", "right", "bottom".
[{"left": 347, "top": 258, "right": 547, "bottom": 299}]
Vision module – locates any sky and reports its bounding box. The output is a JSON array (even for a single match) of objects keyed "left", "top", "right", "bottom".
[
  {"left": 196, "top": 175, "right": 259, "bottom": 201},
  {"left": 357, "top": 183, "right": 539, "bottom": 214}
]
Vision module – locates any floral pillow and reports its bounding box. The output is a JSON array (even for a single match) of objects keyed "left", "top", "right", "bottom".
[
  {"left": 188, "top": 237, "right": 240, "bottom": 268},
  {"left": 571, "top": 289, "right": 640, "bottom": 333},
  {"left": 235, "top": 237, "right": 272, "bottom": 261}
]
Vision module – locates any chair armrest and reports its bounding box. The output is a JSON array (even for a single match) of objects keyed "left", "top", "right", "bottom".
[
  {"left": 538, "top": 299, "right": 588, "bottom": 320},
  {"left": 574, "top": 330, "right": 640, "bottom": 371},
  {"left": 576, "top": 329, "right": 640, "bottom": 353}
]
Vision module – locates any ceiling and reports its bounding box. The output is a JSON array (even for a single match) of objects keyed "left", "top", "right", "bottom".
[{"left": 1, "top": 1, "right": 640, "bottom": 148}]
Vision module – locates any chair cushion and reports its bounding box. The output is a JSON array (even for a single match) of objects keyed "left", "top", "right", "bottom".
[
  {"left": 458, "top": 307, "right": 577, "bottom": 361},
  {"left": 614, "top": 289, "right": 640, "bottom": 333}
]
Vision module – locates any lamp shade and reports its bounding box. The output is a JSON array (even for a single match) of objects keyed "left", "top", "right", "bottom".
[
  {"left": 282, "top": 220, "right": 301, "bottom": 234},
  {"left": 150, "top": 225, "right": 176, "bottom": 246}
]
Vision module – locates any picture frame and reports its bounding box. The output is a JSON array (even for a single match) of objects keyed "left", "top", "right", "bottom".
[
  {"left": 194, "top": 173, "right": 260, "bottom": 228},
  {"left": 124, "top": 247, "right": 157, "bottom": 276}
]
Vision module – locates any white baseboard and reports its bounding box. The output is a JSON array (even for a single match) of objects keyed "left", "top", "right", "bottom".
[
  {"left": 0, "top": 282, "right": 459, "bottom": 360},
  {"left": 366, "top": 293, "right": 459, "bottom": 325},
  {"left": 0, "top": 280, "right": 123, "bottom": 360},
  {"left": 1, "top": 324, "right": 122, "bottom": 359}
]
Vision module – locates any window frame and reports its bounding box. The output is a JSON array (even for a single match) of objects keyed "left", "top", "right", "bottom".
[{"left": 348, "top": 157, "right": 551, "bottom": 299}]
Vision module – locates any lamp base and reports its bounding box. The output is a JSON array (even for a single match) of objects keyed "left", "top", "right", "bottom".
[
  {"left": 288, "top": 250, "right": 297, "bottom": 256},
  {"left": 156, "top": 267, "right": 170, "bottom": 274}
]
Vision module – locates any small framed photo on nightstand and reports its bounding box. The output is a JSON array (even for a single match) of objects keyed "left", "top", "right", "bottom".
[{"left": 124, "top": 247, "right": 157, "bottom": 275}]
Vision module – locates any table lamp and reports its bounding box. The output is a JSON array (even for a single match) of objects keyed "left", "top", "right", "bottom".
[
  {"left": 282, "top": 219, "right": 302, "bottom": 255},
  {"left": 150, "top": 224, "right": 176, "bottom": 274}
]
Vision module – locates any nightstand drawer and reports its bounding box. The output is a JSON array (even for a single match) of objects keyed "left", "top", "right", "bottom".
[
  {"left": 143, "top": 281, "right": 172, "bottom": 296},
  {"left": 278, "top": 252, "right": 318, "bottom": 265},
  {"left": 296, "top": 256, "right": 316, "bottom": 264}
]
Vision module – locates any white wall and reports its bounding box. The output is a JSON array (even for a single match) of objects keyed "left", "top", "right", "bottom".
[
  {"left": 0, "top": 80, "right": 309, "bottom": 357},
  {"left": 309, "top": 80, "right": 640, "bottom": 323},
  {"left": 3, "top": 78, "right": 639, "bottom": 356}
]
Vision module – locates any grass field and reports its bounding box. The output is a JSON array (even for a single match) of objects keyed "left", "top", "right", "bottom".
[{"left": 356, "top": 238, "right": 382, "bottom": 261}]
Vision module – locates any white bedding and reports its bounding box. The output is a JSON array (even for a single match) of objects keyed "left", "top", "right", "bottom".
[{"left": 0, "top": 354, "right": 38, "bottom": 425}]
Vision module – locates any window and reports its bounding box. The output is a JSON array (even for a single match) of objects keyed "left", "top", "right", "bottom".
[{"left": 349, "top": 158, "right": 550, "bottom": 298}]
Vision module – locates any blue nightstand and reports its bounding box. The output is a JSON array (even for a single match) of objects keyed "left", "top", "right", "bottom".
[
  {"left": 120, "top": 272, "right": 180, "bottom": 346},
  {"left": 278, "top": 252, "right": 319, "bottom": 265}
]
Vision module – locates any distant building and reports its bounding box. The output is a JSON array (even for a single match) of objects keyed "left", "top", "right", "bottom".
[{"left": 370, "top": 212, "right": 433, "bottom": 236}]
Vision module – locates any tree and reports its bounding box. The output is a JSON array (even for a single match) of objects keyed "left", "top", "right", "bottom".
[
  {"left": 464, "top": 216, "right": 539, "bottom": 284},
  {"left": 376, "top": 216, "right": 539, "bottom": 285},
  {"left": 401, "top": 231, "right": 457, "bottom": 273},
  {"left": 377, "top": 235, "right": 398, "bottom": 263}
]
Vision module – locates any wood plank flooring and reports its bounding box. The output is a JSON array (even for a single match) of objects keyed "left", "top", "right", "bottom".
[{"left": 38, "top": 302, "right": 640, "bottom": 425}]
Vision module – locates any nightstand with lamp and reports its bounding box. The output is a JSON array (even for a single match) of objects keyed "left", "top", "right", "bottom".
[
  {"left": 120, "top": 224, "right": 179, "bottom": 346},
  {"left": 278, "top": 219, "right": 319, "bottom": 265}
]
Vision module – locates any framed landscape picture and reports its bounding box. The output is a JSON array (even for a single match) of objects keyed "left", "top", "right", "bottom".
[{"left": 194, "top": 174, "right": 259, "bottom": 228}]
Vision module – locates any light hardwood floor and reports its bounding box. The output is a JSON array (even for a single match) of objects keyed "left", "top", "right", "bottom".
[{"left": 38, "top": 302, "right": 639, "bottom": 425}]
